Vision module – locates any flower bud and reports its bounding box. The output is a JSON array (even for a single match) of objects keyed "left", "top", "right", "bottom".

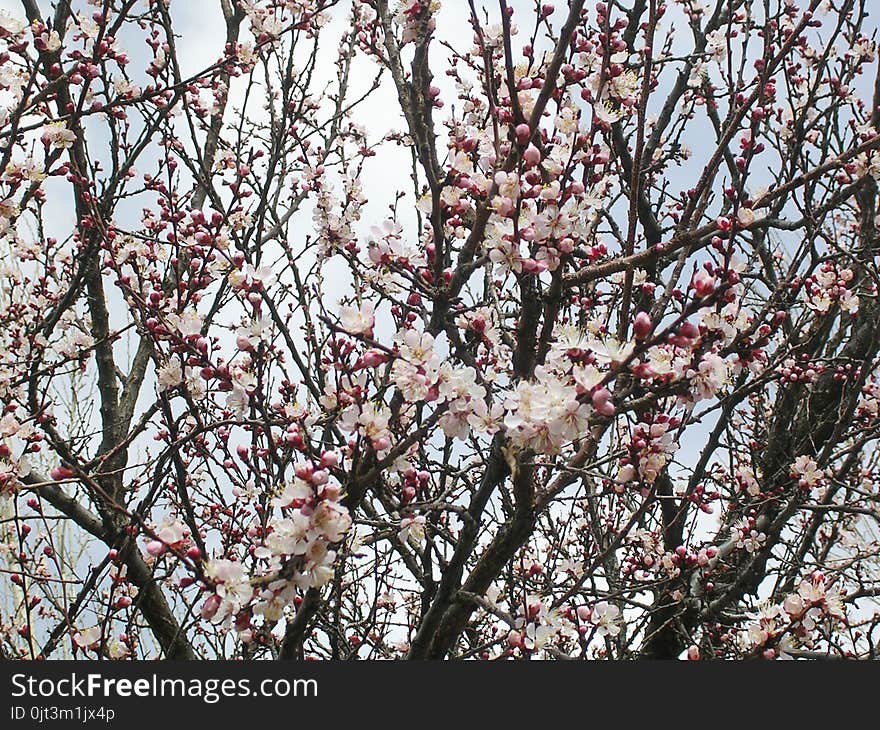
[
  {"left": 633, "top": 311, "right": 652, "bottom": 340},
  {"left": 146, "top": 540, "right": 166, "bottom": 557}
]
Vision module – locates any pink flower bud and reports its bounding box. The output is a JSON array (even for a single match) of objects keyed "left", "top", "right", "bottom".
[
  {"left": 692, "top": 269, "right": 716, "bottom": 298},
  {"left": 201, "top": 593, "right": 221, "bottom": 620},
  {"left": 236, "top": 334, "right": 254, "bottom": 351},
  {"left": 50, "top": 465, "right": 74, "bottom": 481},
  {"left": 361, "top": 349, "right": 389, "bottom": 368},
  {"left": 146, "top": 540, "right": 166, "bottom": 557},
  {"left": 523, "top": 145, "right": 541, "bottom": 167},
  {"left": 591, "top": 388, "right": 615, "bottom": 416},
  {"left": 633, "top": 311, "right": 652, "bottom": 340},
  {"left": 678, "top": 321, "right": 700, "bottom": 340},
  {"left": 507, "top": 630, "right": 525, "bottom": 649},
  {"left": 521, "top": 258, "right": 548, "bottom": 274},
  {"left": 515, "top": 123, "right": 531, "bottom": 145}
]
